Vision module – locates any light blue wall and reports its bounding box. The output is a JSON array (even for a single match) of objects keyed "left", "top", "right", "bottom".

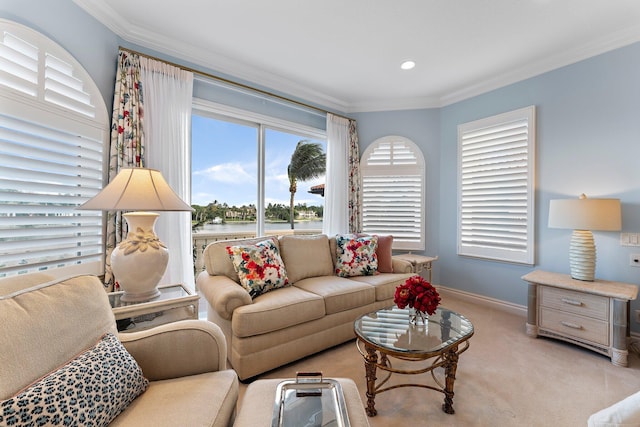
[
  {"left": 354, "top": 44, "right": 640, "bottom": 329},
  {"left": 438, "top": 43, "right": 640, "bottom": 315},
  {"left": 4, "top": 1, "right": 640, "bottom": 328}
]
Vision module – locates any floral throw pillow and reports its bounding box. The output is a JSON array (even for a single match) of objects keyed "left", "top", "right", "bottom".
[
  {"left": 0, "top": 333, "right": 148, "bottom": 427},
  {"left": 226, "top": 239, "right": 289, "bottom": 298},
  {"left": 334, "top": 234, "right": 378, "bottom": 277}
]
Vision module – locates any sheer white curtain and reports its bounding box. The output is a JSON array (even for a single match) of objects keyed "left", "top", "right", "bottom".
[
  {"left": 323, "top": 113, "right": 350, "bottom": 235},
  {"left": 140, "top": 57, "right": 195, "bottom": 290}
]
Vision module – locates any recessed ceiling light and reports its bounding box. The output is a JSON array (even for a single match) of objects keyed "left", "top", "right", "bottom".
[{"left": 401, "top": 60, "right": 415, "bottom": 70}]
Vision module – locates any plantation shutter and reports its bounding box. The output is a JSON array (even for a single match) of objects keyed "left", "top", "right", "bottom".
[
  {"left": 457, "top": 106, "right": 535, "bottom": 264},
  {"left": 361, "top": 136, "right": 425, "bottom": 251},
  {"left": 0, "top": 20, "right": 107, "bottom": 278}
]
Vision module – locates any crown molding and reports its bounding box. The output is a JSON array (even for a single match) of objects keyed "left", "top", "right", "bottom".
[
  {"left": 73, "top": 0, "right": 350, "bottom": 113},
  {"left": 439, "top": 24, "right": 640, "bottom": 107},
  {"left": 73, "top": 0, "right": 640, "bottom": 113}
]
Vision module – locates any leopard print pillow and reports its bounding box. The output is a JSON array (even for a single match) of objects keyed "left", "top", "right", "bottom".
[{"left": 0, "top": 333, "right": 148, "bottom": 426}]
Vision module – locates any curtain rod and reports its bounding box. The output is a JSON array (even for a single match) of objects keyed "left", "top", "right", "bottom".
[{"left": 119, "top": 46, "right": 352, "bottom": 121}]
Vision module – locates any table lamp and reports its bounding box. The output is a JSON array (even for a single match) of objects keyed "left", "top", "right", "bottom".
[
  {"left": 548, "top": 194, "right": 621, "bottom": 281},
  {"left": 78, "top": 168, "right": 193, "bottom": 301}
]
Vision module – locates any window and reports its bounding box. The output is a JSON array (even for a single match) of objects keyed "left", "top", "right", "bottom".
[
  {"left": 457, "top": 106, "right": 535, "bottom": 264},
  {"left": 360, "top": 136, "right": 425, "bottom": 251},
  {"left": 0, "top": 20, "right": 108, "bottom": 278},
  {"left": 191, "top": 99, "right": 326, "bottom": 236}
]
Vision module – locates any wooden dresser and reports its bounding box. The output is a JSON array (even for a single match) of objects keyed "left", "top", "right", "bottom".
[{"left": 522, "top": 270, "right": 638, "bottom": 367}]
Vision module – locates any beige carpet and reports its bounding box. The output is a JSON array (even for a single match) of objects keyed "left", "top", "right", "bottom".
[{"left": 234, "top": 295, "right": 640, "bottom": 426}]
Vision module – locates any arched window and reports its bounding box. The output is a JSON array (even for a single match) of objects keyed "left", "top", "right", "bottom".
[
  {"left": 360, "top": 136, "right": 425, "bottom": 250},
  {"left": 0, "top": 19, "right": 109, "bottom": 278}
]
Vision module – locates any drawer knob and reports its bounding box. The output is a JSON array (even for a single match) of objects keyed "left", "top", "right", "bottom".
[
  {"left": 561, "top": 298, "right": 583, "bottom": 307},
  {"left": 560, "top": 321, "right": 583, "bottom": 330}
]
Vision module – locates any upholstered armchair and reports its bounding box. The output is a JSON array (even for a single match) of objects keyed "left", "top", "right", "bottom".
[{"left": 0, "top": 274, "right": 238, "bottom": 426}]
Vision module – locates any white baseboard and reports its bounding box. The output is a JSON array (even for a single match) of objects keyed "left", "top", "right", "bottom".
[{"left": 436, "top": 284, "right": 527, "bottom": 318}]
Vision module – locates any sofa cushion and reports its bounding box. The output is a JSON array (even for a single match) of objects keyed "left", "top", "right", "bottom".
[
  {"left": 0, "top": 272, "right": 55, "bottom": 297},
  {"left": 294, "top": 276, "right": 376, "bottom": 314},
  {"left": 232, "top": 286, "right": 325, "bottom": 337},
  {"left": 203, "top": 236, "right": 279, "bottom": 282},
  {"left": 110, "top": 370, "right": 238, "bottom": 427},
  {"left": 227, "top": 239, "right": 289, "bottom": 298},
  {"left": 334, "top": 234, "right": 378, "bottom": 277},
  {"left": 0, "top": 275, "right": 117, "bottom": 399},
  {"left": 0, "top": 333, "right": 148, "bottom": 427},
  {"left": 278, "top": 234, "right": 334, "bottom": 283},
  {"left": 349, "top": 272, "right": 416, "bottom": 301}
]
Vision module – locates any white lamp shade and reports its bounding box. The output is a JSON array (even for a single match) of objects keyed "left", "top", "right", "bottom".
[
  {"left": 79, "top": 168, "right": 192, "bottom": 212},
  {"left": 548, "top": 195, "right": 621, "bottom": 231}
]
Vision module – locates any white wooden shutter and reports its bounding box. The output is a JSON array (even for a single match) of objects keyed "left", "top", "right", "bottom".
[
  {"left": 0, "top": 20, "right": 107, "bottom": 278},
  {"left": 457, "top": 106, "right": 535, "bottom": 264},
  {"left": 361, "top": 136, "right": 425, "bottom": 251}
]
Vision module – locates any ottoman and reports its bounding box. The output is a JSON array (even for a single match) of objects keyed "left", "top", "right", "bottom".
[{"left": 234, "top": 377, "right": 370, "bottom": 427}]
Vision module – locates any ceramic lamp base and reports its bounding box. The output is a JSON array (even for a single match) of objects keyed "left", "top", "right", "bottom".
[
  {"left": 569, "top": 229, "right": 596, "bottom": 281},
  {"left": 111, "top": 212, "right": 169, "bottom": 302}
]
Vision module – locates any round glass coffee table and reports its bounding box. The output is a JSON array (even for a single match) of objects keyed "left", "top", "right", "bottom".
[{"left": 354, "top": 306, "right": 474, "bottom": 417}]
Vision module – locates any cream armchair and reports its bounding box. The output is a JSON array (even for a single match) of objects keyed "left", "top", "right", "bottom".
[{"left": 0, "top": 274, "right": 238, "bottom": 427}]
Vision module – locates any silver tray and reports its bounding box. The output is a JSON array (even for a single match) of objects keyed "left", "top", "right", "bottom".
[{"left": 271, "top": 372, "right": 351, "bottom": 427}]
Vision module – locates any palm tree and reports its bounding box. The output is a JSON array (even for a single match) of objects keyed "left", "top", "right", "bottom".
[{"left": 288, "top": 140, "right": 326, "bottom": 229}]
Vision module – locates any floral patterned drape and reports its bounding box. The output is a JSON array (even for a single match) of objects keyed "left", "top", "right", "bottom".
[
  {"left": 348, "top": 119, "right": 362, "bottom": 233},
  {"left": 103, "top": 50, "right": 145, "bottom": 291}
]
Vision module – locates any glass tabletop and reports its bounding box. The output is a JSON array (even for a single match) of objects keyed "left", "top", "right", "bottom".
[
  {"left": 354, "top": 306, "right": 474, "bottom": 354},
  {"left": 109, "top": 284, "right": 189, "bottom": 308}
]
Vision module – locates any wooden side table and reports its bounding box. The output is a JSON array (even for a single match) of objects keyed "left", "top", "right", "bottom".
[
  {"left": 393, "top": 253, "right": 438, "bottom": 282},
  {"left": 522, "top": 270, "right": 638, "bottom": 367},
  {"left": 108, "top": 284, "right": 199, "bottom": 332}
]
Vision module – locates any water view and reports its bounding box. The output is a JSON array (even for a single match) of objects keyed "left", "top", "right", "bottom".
[{"left": 193, "top": 220, "right": 323, "bottom": 234}]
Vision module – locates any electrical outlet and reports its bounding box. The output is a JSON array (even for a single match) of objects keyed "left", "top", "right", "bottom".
[
  {"left": 631, "top": 254, "right": 640, "bottom": 267},
  {"left": 635, "top": 310, "right": 640, "bottom": 323}
]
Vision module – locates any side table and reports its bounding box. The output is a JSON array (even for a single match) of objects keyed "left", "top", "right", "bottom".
[
  {"left": 522, "top": 270, "right": 638, "bottom": 367},
  {"left": 108, "top": 284, "right": 199, "bottom": 332},
  {"left": 393, "top": 253, "right": 438, "bottom": 282}
]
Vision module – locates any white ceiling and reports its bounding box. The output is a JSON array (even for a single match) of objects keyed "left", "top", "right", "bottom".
[{"left": 73, "top": 0, "right": 640, "bottom": 113}]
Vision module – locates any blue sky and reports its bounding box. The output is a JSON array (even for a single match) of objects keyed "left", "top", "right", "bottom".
[{"left": 191, "top": 114, "right": 325, "bottom": 208}]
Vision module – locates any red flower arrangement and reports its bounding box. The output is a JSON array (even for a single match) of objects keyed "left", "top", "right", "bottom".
[{"left": 394, "top": 275, "right": 441, "bottom": 316}]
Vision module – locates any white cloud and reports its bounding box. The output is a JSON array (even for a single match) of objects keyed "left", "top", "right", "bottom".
[{"left": 194, "top": 162, "right": 255, "bottom": 184}]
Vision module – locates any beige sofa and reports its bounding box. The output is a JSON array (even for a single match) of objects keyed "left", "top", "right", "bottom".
[
  {"left": 197, "top": 233, "right": 415, "bottom": 380},
  {"left": 588, "top": 391, "right": 640, "bottom": 426},
  {"left": 0, "top": 274, "right": 238, "bottom": 427}
]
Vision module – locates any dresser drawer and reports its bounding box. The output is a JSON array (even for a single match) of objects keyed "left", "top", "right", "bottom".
[
  {"left": 539, "top": 307, "right": 609, "bottom": 346},
  {"left": 539, "top": 286, "right": 608, "bottom": 321}
]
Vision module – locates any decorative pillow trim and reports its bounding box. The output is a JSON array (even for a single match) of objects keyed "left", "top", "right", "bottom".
[
  {"left": 227, "top": 239, "right": 289, "bottom": 298},
  {"left": 334, "top": 234, "right": 378, "bottom": 277},
  {"left": 0, "top": 333, "right": 148, "bottom": 427}
]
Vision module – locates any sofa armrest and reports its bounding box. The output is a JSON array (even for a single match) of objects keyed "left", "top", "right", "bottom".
[
  {"left": 119, "top": 319, "right": 228, "bottom": 381},
  {"left": 588, "top": 391, "right": 640, "bottom": 427},
  {"left": 392, "top": 258, "right": 413, "bottom": 274},
  {"left": 197, "top": 271, "right": 252, "bottom": 320}
]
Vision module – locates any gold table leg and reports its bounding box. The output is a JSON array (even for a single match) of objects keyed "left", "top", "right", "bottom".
[
  {"left": 363, "top": 344, "right": 378, "bottom": 416},
  {"left": 441, "top": 345, "right": 459, "bottom": 414}
]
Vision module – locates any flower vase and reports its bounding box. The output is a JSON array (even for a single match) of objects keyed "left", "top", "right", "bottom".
[{"left": 409, "top": 308, "right": 427, "bottom": 325}]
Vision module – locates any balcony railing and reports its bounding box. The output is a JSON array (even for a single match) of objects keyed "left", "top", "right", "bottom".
[{"left": 192, "top": 228, "right": 321, "bottom": 274}]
